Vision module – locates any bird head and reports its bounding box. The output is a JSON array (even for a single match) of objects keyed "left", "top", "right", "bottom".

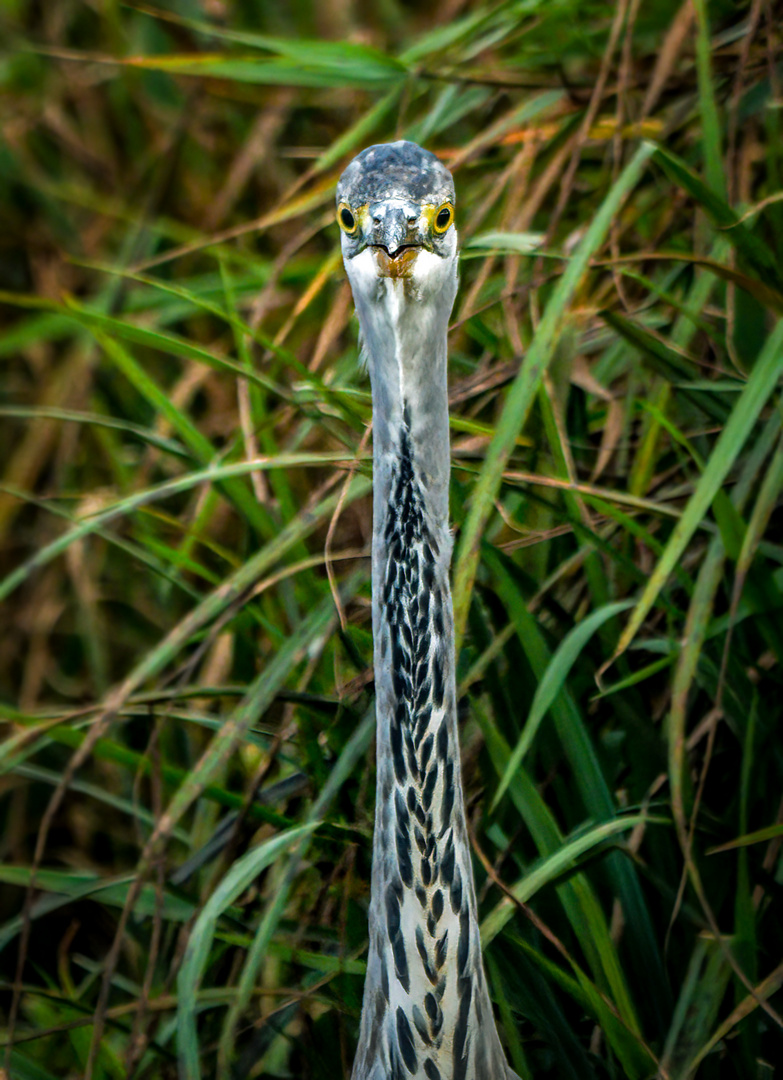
[{"left": 336, "top": 141, "right": 457, "bottom": 301}]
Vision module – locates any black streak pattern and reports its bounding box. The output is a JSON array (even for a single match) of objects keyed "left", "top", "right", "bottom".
[
  {"left": 380, "top": 403, "right": 481, "bottom": 1072},
  {"left": 397, "top": 1007, "right": 418, "bottom": 1073}
]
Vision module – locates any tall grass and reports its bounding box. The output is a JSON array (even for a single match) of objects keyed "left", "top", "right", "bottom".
[{"left": 1, "top": 1, "right": 782, "bottom": 1077}]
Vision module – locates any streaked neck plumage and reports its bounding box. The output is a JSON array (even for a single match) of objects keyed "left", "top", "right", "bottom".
[{"left": 346, "top": 248, "right": 514, "bottom": 1080}]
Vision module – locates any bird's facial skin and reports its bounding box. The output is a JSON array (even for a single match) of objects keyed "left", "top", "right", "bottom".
[
  {"left": 337, "top": 197, "right": 456, "bottom": 280},
  {"left": 337, "top": 141, "right": 458, "bottom": 443},
  {"left": 336, "top": 140, "right": 457, "bottom": 293}
]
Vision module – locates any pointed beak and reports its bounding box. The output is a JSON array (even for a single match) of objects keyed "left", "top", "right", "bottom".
[{"left": 366, "top": 200, "right": 426, "bottom": 257}]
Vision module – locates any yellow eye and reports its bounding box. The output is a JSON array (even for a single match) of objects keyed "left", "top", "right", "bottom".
[
  {"left": 337, "top": 202, "right": 357, "bottom": 234},
  {"left": 433, "top": 202, "right": 454, "bottom": 233}
]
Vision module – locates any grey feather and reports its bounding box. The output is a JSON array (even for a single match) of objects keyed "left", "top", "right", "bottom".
[{"left": 339, "top": 141, "right": 520, "bottom": 1080}]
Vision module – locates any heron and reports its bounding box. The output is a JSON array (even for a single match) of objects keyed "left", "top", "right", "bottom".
[{"left": 337, "top": 141, "right": 520, "bottom": 1080}]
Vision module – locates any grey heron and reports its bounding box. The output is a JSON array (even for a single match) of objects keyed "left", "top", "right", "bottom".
[{"left": 337, "top": 141, "right": 520, "bottom": 1080}]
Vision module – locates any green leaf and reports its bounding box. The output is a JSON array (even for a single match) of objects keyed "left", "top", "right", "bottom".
[
  {"left": 6, "top": 1052, "right": 61, "bottom": 1080},
  {"left": 0, "top": 461, "right": 369, "bottom": 604},
  {"left": 0, "top": 868, "right": 194, "bottom": 954},
  {"left": 464, "top": 231, "right": 546, "bottom": 255},
  {"left": 216, "top": 705, "right": 376, "bottom": 1069},
  {"left": 481, "top": 813, "right": 651, "bottom": 944},
  {"left": 660, "top": 937, "right": 731, "bottom": 1079},
  {"left": 492, "top": 600, "right": 633, "bottom": 810},
  {"left": 611, "top": 317, "right": 783, "bottom": 666},
  {"left": 650, "top": 145, "right": 783, "bottom": 291},
  {"left": 708, "top": 822, "right": 783, "bottom": 854},
  {"left": 474, "top": 697, "right": 642, "bottom": 1034},
  {"left": 453, "top": 142, "right": 656, "bottom": 645},
  {"left": 502, "top": 935, "right": 658, "bottom": 1079},
  {"left": 177, "top": 824, "right": 317, "bottom": 1080},
  {"left": 124, "top": 51, "right": 406, "bottom": 90},
  {"left": 603, "top": 309, "right": 732, "bottom": 422},
  {"left": 0, "top": 405, "right": 190, "bottom": 460},
  {"left": 692, "top": 0, "right": 725, "bottom": 197}
]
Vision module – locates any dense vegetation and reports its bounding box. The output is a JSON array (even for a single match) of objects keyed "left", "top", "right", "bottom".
[{"left": 1, "top": 0, "right": 782, "bottom": 1076}]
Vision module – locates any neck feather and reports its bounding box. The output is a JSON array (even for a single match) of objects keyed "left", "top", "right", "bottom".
[{"left": 351, "top": 277, "right": 511, "bottom": 1080}]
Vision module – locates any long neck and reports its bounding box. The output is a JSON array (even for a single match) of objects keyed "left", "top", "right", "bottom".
[{"left": 352, "top": 279, "right": 511, "bottom": 1080}]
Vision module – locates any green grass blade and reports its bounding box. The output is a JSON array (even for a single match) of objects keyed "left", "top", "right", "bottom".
[
  {"left": 735, "top": 432, "right": 783, "bottom": 581},
  {"left": 603, "top": 309, "right": 732, "bottom": 422},
  {"left": 453, "top": 142, "right": 655, "bottom": 645},
  {"left": 0, "top": 406, "right": 190, "bottom": 460},
  {"left": 505, "top": 934, "right": 659, "bottom": 1079},
  {"left": 650, "top": 146, "right": 783, "bottom": 290},
  {"left": 485, "top": 551, "right": 672, "bottom": 1030},
  {"left": 0, "top": 869, "right": 195, "bottom": 955},
  {"left": 155, "top": 577, "right": 361, "bottom": 844},
  {"left": 492, "top": 599, "right": 633, "bottom": 810},
  {"left": 481, "top": 813, "right": 650, "bottom": 944},
  {"left": 474, "top": 698, "right": 641, "bottom": 1033},
  {"left": 692, "top": 0, "right": 725, "bottom": 197},
  {"left": 217, "top": 705, "right": 376, "bottom": 1069},
  {"left": 177, "top": 823, "right": 317, "bottom": 1080},
  {"left": 708, "top": 822, "right": 783, "bottom": 854},
  {"left": 96, "top": 331, "right": 275, "bottom": 537},
  {"left": 123, "top": 53, "right": 405, "bottom": 90},
  {"left": 7, "top": 1052, "right": 61, "bottom": 1080},
  {"left": 610, "top": 318, "right": 783, "bottom": 667},
  {"left": 681, "top": 960, "right": 783, "bottom": 1078},
  {"left": 0, "top": 462, "right": 368, "bottom": 603}
]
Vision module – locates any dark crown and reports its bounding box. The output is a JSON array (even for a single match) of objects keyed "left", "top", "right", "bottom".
[{"left": 337, "top": 141, "right": 455, "bottom": 207}]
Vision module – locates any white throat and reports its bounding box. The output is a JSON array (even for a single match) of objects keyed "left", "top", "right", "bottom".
[{"left": 345, "top": 245, "right": 458, "bottom": 523}]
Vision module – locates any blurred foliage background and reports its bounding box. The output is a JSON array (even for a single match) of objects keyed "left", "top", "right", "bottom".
[{"left": 1, "top": 0, "right": 783, "bottom": 1077}]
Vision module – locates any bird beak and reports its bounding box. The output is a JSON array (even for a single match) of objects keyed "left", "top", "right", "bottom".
[{"left": 366, "top": 200, "right": 427, "bottom": 258}]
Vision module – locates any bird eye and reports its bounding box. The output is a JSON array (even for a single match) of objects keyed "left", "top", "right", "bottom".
[
  {"left": 338, "top": 203, "right": 357, "bottom": 234},
  {"left": 434, "top": 203, "right": 454, "bottom": 233}
]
